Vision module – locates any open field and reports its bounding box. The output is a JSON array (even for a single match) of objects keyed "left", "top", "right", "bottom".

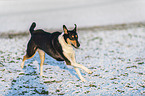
[
  {"left": 0, "top": 26, "right": 145, "bottom": 95},
  {"left": 0, "top": 0, "right": 145, "bottom": 95}
]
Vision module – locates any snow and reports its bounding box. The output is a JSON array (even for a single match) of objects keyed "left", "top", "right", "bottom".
[
  {"left": 0, "top": 0, "right": 145, "bottom": 95},
  {"left": 0, "top": 0, "right": 145, "bottom": 32},
  {"left": 0, "top": 27, "right": 145, "bottom": 95}
]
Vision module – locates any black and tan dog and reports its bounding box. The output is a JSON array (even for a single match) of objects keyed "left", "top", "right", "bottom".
[{"left": 21, "top": 22, "right": 92, "bottom": 82}]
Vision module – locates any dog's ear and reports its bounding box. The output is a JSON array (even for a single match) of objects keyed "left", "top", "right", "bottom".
[
  {"left": 73, "top": 24, "right": 77, "bottom": 31},
  {"left": 63, "top": 25, "right": 68, "bottom": 34}
]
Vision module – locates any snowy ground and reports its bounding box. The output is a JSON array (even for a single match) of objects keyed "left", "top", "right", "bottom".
[
  {"left": 0, "top": 27, "right": 145, "bottom": 95},
  {"left": 0, "top": 0, "right": 145, "bottom": 33}
]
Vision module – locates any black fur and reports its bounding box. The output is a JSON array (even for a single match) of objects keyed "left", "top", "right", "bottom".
[
  {"left": 27, "top": 22, "right": 71, "bottom": 64},
  {"left": 29, "top": 22, "right": 36, "bottom": 34}
]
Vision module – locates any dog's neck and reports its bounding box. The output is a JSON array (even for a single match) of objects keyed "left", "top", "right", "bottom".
[{"left": 58, "top": 32, "right": 73, "bottom": 53}]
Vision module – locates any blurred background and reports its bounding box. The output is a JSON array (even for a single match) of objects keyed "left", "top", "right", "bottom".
[{"left": 0, "top": 0, "right": 145, "bottom": 33}]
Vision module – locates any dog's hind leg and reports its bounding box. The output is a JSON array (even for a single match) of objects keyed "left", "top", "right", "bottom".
[
  {"left": 38, "top": 49, "right": 45, "bottom": 76},
  {"left": 21, "top": 40, "right": 37, "bottom": 68},
  {"left": 21, "top": 52, "right": 37, "bottom": 68},
  {"left": 21, "top": 54, "right": 29, "bottom": 68}
]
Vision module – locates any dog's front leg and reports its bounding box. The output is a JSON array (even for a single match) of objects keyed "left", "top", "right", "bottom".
[
  {"left": 72, "top": 63, "right": 93, "bottom": 74},
  {"left": 74, "top": 67, "right": 86, "bottom": 82},
  {"left": 63, "top": 52, "right": 86, "bottom": 81},
  {"left": 71, "top": 53, "right": 93, "bottom": 74}
]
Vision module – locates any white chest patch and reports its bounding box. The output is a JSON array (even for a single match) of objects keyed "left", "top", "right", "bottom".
[{"left": 58, "top": 32, "right": 74, "bottom": 54}]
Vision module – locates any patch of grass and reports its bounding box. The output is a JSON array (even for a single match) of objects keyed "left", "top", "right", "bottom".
[
  {"left": 137, "top": 83, "right": 145, "bottom": 88},
  {"left": 85, "top": 56, "right": 91, "bottom": 59},
  {"left": 118, "top": 57, "right": 125, "bottom": 61},
  {"left": 94, "top": 74, "right": 100, "bottom": 76},
  {"left": 90, "top": 67, "right": 97, "bottom": 69},
  {"left": 0, "top": 69, "right": 5, "bottom": 72},
  {"left": 112, "top": 82, "right": 118, "bottom": 84},
  {"left": 44, "top": 80, "right": 62, "bottom": 84},
  {"left": 16, "top": 57, "right": 22, "bottom": 60},
  {"left": 34, "top": 89, "right": 49, "bottom": 95},
  {"left": 138, "top": 72, "right": 143, "bottom": 75},
  {"left": 75, "top": 91, "right": 80, "bottom": 93},
  {"left": 117, "top": 90, "right": 124, "bottom": 93},
  {"left": 0, "top": 51, "right": 4, "bottom": 54},
  {"left": 19, "top": 91, "right": 28, "bottom": 95},
  {"left": 105, "top": 70, "right": 109, "bottom": 72},
  {"left": 126, "top": 65, "right": 137, "bottom": 69},
  {"left": 89, "top": 84, "right": 97, "bottom": 88},
  {"left": 12, "top": 79, "right": 16, "bottom": 82},
  {"left": 26, "top": 71, "right": 37, "bottom": 75},
  {"left": 8, "top": 60, "right": 15, "bottom": 63},
  {"left": 138, "top": 62, "right": 144, "bottom": 65},
  {"left": 1, "top": 79, "right": 6, "bottom": 82},
  {"left": 84, "top": 91, "right": 90, "bottom": 94},
  {"left": 125, "top": 85, "right": 133, "bottom": 88},
  {"left": 57, "top": 93, "right": 65, "bottom": 95},
  {"left": 120, "top": 73, "right": 128, "bottom": 76},
  {"left": 42, "top": 76, "right": 49, "bottom": 78},
  {"left": 84, "top": 84, "right": 97, "bottom": 88},
  {"left": 55, "top": 89, "right": 60, "bottom": 92},
  {"left": 76, "top": 85, "right": 80, "bottom": 87},
  {"left": 8, "top": 71, "right": 12, "bottom": 73},
  {"left": 19, "top": 73, "right": 25, "bottom": 75},
  {"left": 110, "top": 77, "right": 117, "bottom": 80}
]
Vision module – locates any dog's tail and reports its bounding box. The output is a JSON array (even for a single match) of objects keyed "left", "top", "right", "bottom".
[{"left": 29, "top": 22, "right": 36, "bottom": 34}]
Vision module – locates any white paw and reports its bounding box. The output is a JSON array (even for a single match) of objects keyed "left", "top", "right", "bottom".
[
  {"left": 40, "top": 72, "right": 43, "bottom": 76},
  {"left": 87, "top": 69, "right": 93, "bottom": 74},
  {"left": 80, "top": 77, "right": 86, "bottom": 82},
  {"left": 21, "top": 62, "right": 24, "bottom": 69}
]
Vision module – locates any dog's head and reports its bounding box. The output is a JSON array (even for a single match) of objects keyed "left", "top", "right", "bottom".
[{"left": 63, "top": 24, "right": 80, "bottom": 48}]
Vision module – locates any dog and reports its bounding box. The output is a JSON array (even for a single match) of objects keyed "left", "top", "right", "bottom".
[{"left": 21, "top": 22, "right": 92, "bottom": 82}]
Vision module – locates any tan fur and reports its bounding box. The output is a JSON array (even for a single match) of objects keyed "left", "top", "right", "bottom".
[
  {"left": 21, "top": 49, "right": 37, "bottom": 68},
  {"left": 70, "top": 40, "right": 77, "bottom": 47},
  {"left": 66, "top": 38, "right": 77, "bottom": 47},
  {"left": 38, "top": 49, "right": 45, "bottom": 76},
  {"left": 63, "top": 28, "right": 68, "bottom": 34}
]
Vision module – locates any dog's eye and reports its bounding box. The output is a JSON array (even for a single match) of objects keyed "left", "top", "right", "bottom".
[
  {"left": 75, "top": 35, "right": 77, "bottom": 38},
  {"left": 72, "top": 35, "right": 74, "bottom": 38}
]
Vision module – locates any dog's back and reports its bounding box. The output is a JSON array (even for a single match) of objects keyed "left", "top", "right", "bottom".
[{"left": 28, "top": 22, "right": 64, "bottom": 61}]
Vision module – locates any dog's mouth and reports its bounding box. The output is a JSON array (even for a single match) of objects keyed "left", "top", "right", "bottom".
[{"left": 71, "top": 43, "right": 80, "bottom": 49}]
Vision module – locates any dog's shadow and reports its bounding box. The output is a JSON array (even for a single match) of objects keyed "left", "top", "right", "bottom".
[
  {"left": 24, "top": 52, "right": 80, "bottom": 80},
  {"left": 7, "top": 52, "right": 82, "bottom": 95}
]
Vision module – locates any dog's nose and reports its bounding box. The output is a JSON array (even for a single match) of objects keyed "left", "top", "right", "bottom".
[{"left": 77, "top": 42, "right": 80, "bottom": 47}]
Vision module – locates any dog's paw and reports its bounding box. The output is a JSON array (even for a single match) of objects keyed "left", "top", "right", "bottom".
[
  {"left": 88, "top": 71, "right": 93, "bottom": 74},
  {"left": 40, "top": 72, "right": 43, "bottom": 76},
  {"left": 81, "top": 78, "right": 87, "bottom": 82},
  {"left": 87, "top": 69, "right": 93, "bottom": 74},
  {"left": 21, "top": 62, "right": 24, "bottom": 69}
]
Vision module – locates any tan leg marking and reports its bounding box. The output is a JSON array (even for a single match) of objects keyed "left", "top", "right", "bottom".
[
  {"left": 38, "top": 49, "right": 45, "bottom": 76},
  {"left": 21, "top": 51, "right": 37, "bottom": 69}
]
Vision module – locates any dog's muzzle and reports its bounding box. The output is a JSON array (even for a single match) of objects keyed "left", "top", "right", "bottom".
[{"left": 72, "top": 41, "right": 80, "bottom": 48}]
